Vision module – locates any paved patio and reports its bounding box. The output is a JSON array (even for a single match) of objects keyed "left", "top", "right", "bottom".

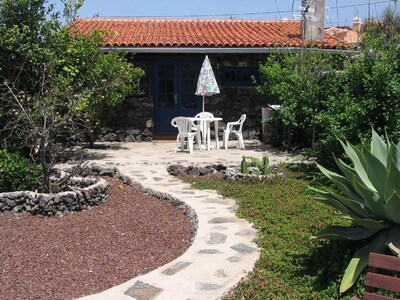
[{"left": 77, "top": 140, "right": 295, "bottom": 300}]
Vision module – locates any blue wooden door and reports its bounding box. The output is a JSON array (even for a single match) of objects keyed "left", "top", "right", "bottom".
[{"left": 154, "top": 61, "right": 202, "bottom": 134}]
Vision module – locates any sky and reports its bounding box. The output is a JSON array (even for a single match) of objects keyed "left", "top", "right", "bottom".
[{"left": 47, "top": 0, "right": 399, "bottom": 27}]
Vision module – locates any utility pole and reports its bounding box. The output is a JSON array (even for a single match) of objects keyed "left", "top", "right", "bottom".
[{"left": 301, "top": 0, "right": 325, "bottom": 41}]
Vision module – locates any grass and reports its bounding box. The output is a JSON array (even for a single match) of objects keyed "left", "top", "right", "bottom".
[{"left": 181, "top": 164, "right": 366, "bottom": 299}]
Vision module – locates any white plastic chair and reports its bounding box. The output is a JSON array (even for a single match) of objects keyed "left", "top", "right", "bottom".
[
  {"left": 171, "top": 117, "right": 201, "bottom": 154},
  {"left": 223, "top": 114, "right": 246, "bottom": 150},
  {"left": 193, "top": 112, "right": 214, "bottom": 144}
]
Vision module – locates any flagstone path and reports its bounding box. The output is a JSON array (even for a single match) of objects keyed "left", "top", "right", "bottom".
[{"left": 77, "top": 140, "right": 295, "bottom": 300}]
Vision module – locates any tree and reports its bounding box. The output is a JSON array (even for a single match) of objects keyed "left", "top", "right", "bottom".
[
  {"left": 0, "top": 0, "right": 143, "bottom": 191},
  {"left": 257, "top": 7, "right": 400, "bottom": 168},
  {"left": 257, "top": 50, "right": 343, "bottom": 149},
  {"left": 61, "top": 0, "right": 84, "bottom": 24}
]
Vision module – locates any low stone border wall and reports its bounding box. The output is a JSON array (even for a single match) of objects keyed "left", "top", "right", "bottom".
[{"left": 0, "top": 177, "right": 109, "bottom": 217}]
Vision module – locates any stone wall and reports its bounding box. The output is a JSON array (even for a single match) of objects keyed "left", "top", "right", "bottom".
[
  {"left": 100, "top": 95, "right": 154, "bottom": 143},
  {"left": 0, "top": 177, "right": 109, "bottom": 216}
]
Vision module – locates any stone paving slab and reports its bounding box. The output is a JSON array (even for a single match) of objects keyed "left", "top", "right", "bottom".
[{"left": 77, "top": 140, "right": 294, "bottom": 300}]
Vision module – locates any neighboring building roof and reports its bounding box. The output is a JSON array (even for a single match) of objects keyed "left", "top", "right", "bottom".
[
  {"left": 325, "top": 27, "right": 360, "bottom": 44},
  {"left": 325, "top": 17, "right": 362, "bottom": 44},
  {"left": 71, "top": 18, "right": 351, "bottom": 51}
]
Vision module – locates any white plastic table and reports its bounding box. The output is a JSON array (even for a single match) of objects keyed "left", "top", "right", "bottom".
[{"left": 189, "top": 117, "right": 223, "bottom": 150}]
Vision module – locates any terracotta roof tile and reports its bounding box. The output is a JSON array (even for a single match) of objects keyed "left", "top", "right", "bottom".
[{"left": 71, "top": 18, "right": 349, "bottom": 49}]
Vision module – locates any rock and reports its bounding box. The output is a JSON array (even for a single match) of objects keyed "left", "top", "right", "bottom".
[
  {"left": 186, "top": 166, "right": 200, "bottom": 176},
  {"left": 102, "top": 133, "right": 118, "bottom": 142},
  {"left": 117, "top": 133, "right": 126, "bottom": 142},
  {"left": 14, "top": 205, "right": 24, "bottom": 213},
  {"left": 39, "top": 198, "right": 48, "bottom": 208},
  {"left": 142, "top": 128, "right": 152, "bottom": 136},
  {"left": 198, "top": 167, "right": 213, "bottom": 176},
  {"left": 126, "top": 129, "right": 140, "bottom": 135},
  {"left": 5, "top": 199, "right": 16, "bottom": 208},
  {"left": 167, "top": 165, "right": 186, "bottom": 176},
  {"left": 213, "top": 164, "right": 226, "bottom": 172},
  {"left": 64, "top": 197, "right": 74, "bottom": 205},
  {"left": 125, "top": 135, "right": 136, "bottom": 142},
  {"left": 98, "top": 167, "right": 115, "bottom": 177},
  {"left": 145, "top": 119, "right": 154, "bottom": 128},
  {"left": 54, "top": 195, "right": 62, "bottom": 204}
]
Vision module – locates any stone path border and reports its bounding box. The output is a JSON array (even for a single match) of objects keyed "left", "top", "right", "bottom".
[{"left": 76, "top": 141, "right": 294, "bottom": 300}]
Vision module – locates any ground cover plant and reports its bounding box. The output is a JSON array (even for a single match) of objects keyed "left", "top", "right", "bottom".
[{"left": 181, "top": 164, "right": 368, "bottom": 299}]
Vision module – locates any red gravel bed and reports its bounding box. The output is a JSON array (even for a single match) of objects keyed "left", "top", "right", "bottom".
[{"left": 0, "top": 178, "right": 193, "bottom": 300}]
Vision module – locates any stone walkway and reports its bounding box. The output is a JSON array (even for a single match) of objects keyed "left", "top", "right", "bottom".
[{"left": 78, "top": 140, "right": 295, "bottom": 300}]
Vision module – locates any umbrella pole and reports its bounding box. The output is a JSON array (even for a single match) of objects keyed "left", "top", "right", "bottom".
[{"left": 202, "top": 95, "right": 205, "bottom": 113}]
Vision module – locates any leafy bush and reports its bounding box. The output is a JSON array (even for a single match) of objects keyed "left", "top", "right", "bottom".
[
  {"left": 257, "top": 9, "right": 400, "bottom": 167},
  {"left": 0, "top": 150, "right": 41, "bottom": 192},
  {"left": 311, "top": 129, "right": 400, "bottom": 294}
]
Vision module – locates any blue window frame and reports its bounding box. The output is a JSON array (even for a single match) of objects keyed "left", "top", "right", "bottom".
[{"left": 221, "top": 66, "right": 259, "bottom": 87}]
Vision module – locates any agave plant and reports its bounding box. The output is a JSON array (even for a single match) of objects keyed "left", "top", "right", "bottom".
[{"left": 310, "top": 129, "right": 400, "bottom": 294}]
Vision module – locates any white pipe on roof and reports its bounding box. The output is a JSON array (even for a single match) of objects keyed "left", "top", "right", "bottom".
[{"left": 100, "top": 47, "right": 359, "bottom": 55}]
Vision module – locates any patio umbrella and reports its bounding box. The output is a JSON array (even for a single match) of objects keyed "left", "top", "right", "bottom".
[{"left": 195, "top": 55, "right": 220, "bottom": 113}]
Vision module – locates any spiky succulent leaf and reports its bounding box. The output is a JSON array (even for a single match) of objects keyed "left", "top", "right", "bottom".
[
  {"left": 313, "top": 196, "right": 359, "bottom": 217},
  {"left": 360, "top": 145, "right": 389, "bottom": 201},
  {"left": 385, "top": 159, "right": 400, "bottom": 201},
  {"left": 340, "top": 231, "right": 388, "bottom": 294},
  {"left": 387, "top": 225, "right": 400, "bottom": 256},
  {"left": 241, "top": 157, "right": 248, "bottom": 174},
  {"left": 317, "top": 164, "right": 365, "bottom": 204},
  {"left": 327, "top": 192, "right": 375, "bottom": 218},
  {"left": 388, "top": 243, "right": 400, "bottom": 256},
  {"left": 344, "top": 217, "right": 391, "bottom": 230},
  {"left": 310, "top": 186, "right": 371, "bottom": 218},
  {"left": 351, "top": 176, "right": 385, "bottom": 217},
  {"left": 261, "top": 156, "right": 270, "bottom": 175},
  {"left": 388, "top": 143, "right": 400, "bottom": 170},
  {"left": 340, "top": 140, "right": 374, "bottom": 191},
  {"left": 262, "top": 155, "right": 269, "bottom": 167},
  {"left": 312, "top": 226, "right": 380, "bottom": 240},
  {"left": 384, "top": 192, "right": 400, "bottom": 223},
  {"left": 371, "top": 128, "right": 388, "bottom": 167},
  {"left": 246, "top": 156, "right": 263, "bottom": 168}
]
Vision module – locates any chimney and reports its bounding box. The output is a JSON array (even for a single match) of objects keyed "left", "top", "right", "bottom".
[
  {"left": 352, "top": 16, "right": 362, "bottom": 32},
  {"left": 302, "top": 0, "right": 325, "bottom": 41}
]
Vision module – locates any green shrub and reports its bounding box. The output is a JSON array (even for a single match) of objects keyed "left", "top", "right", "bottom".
[{"left": 0, "top": 150, "right": 41, "bottom": 192}]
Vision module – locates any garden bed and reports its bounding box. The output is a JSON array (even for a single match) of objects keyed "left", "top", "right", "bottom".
[
  {"left": 0, "top": 176, "right": 194, "bottom": 300},
  {"left": 0, "top": 175, "right": 109, "bottom": 216}
]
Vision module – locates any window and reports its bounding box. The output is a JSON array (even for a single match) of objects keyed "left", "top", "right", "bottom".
[{"left": 221, "top": 66, "right": 258, "bottom": 87}]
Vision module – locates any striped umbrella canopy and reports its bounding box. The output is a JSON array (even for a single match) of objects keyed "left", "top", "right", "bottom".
[{"left": 195, "top": 55, "right": 220, "bottom": 112}]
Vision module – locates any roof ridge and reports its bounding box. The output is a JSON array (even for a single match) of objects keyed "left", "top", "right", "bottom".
[{"left": 75, "top": 17, "right": 300, "bottom": 24}]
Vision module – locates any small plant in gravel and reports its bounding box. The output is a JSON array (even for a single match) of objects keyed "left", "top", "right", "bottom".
[{"left": 240, "top": 155, "right": 270, "bottom": 175}]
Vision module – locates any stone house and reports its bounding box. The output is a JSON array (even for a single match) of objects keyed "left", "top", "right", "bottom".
[{"left": 72, "top": 18, "right": 352, "bottom": 142}]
